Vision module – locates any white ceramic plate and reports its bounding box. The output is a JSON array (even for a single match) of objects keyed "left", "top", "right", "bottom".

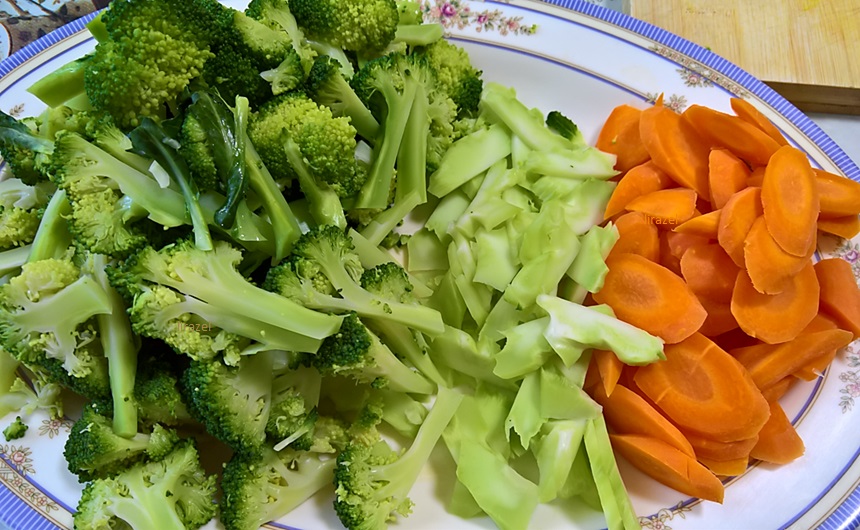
[{"left": 1, "top": 1, "right": 859, "bottom": 529}]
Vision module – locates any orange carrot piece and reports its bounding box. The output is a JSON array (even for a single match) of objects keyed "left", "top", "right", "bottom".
[
  {"left": 607, "top": 211, "right": 661, "bottom": 263},
  {"left": 584, "top": 354, "right": 601, "bottom": 391},
  {"left": 593, "top": 349, "right": 624, "bottom": 397},
  {"left": 685, "top": 432, "right": 759, "bottom": 461},
  {"left": 634, "top": 332, "right": 770, "bottom": 443},
  {"left": 592, "top": 383, "right": 696, "bottom": 458},
  {"left": 718, "top": 187, "right": 763, "bottom": 267},
  {"left": 749, "top": 401, "right": 804, "bottom": 465},
  {"left": 712, "top": 327, "right": 760, "bottom": 352},
  {"left": 594, "top": 253, "right": 707, "bottom": 344},
  {"left": 818, "top": 215, "right": 860, "bottom": 240},
  {"left": 794, "top": 315, "right": 841, "bottom": 381},
  {"left": 761, "top": 146, "right": 820, "bottom": 257},
  {"left": 699, "top": 456, "right": 750, "bottom": 477},
  {"left": 731, "top": 263, "right": 820, "bottom": 344},
  {"left": 742, "top": 329, "right": 853, "bottom": 389},
  {"left": 709, "top": 149, "right": 751, "bottom": 210},
  {"left": 674, "top": 209, "right": 721, "bottom": 239},
  {"left": 604, "top": 161, "right": 673, "bottom": 219},
  {"left": 680, "top": 243, "right": 739, "bottom": 303},
  {"left": 683, "top": 105, "right": 781, "bottom": 167},
  {"left": 609, "top": 434, "right": 725, "bottom": 503},
  {"left": 815, "top": 258, "right": 860, "bottom": 338},
  {"left": 698, "top": 296, "right": 740, "bottom": 337},
  {"left": 760, "top": 377, "right": 795, "bottom": 402},
  {"left": 814, "top": 169, "right": 860, "bottom": 219},
  {"left": 626, "top": 188, "right": 698, "bottom": 227},
  {"left": 639, "top": 98, "right": 711, "bottom": 200},
  {"left": 743, "top": 216, "right": 815, "bottom": 295},
  {"left": 747, "top": 167, "right": 766, "bottom": 187},
  {"left": 730, "top": 98, "right": 789, "bottom": 147},
  {"left": 596, "top": 105, "right": 651, "bottom": 173}
]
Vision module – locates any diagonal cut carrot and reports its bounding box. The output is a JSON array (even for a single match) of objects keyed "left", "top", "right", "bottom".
[
  {"left": 815, "top": 258, "right": 860, "bottom": 339},
  {"left": 814, "top": 169, "right": 860, "bottom": 219},
  {"left": 743, "top": 216, "right": 815, "bottom": 295},
  {"left": 731, "top": 263, "right": 820, "bottom": 344},
  {"left": 607, "top": 211, "right": 660, "bottom": 263},
  {"left": 747, "top": 167, "right": 765, "bottom": 187},
  {"left": 684, "top": 432, "right": 759, "bottom": 461},
  {"left": 609, "top": 434, "right": 725, "bottom": 503},
  {"left": 593, "top": 349, "right": 624, "bottom": 397},
  {"left": 697, "top": 296, "right": 740, "bottom": 337},
  {"left": 683, "top": 105, "right": 781, "bottom": 167},
  {"left": 761, "top": 146, "right": 819, "bottom": 257},
  {"left": 674, "top": 209, "right": 721, "bottom": 239},
  {"left": 760, "top": 377, "right": 795, "bottom": 402},
  {"left": 709, "top": 149, "right": 750, "bottom": 210},
  {"left": 794, "top": 314, "right": 841, "bottom": 381},
  {"left": 680, "top": 243, "right": 739, "bottom": 303},
  {"left": 604, "top": 161, "right": 673, "bottom": 219},
  {"left": 626, "top": 188, "right": 698, "bottom": 227},
  {"left": 698, "top": 456, "right": 749, "bottom": 477},
  {"left": 730, "top": 98, "right": 789, "bottom": 147},
  {"left": 718, "top": 187, "right": 763, "bottom": 267},
  {"left": 818, "top": 215, "right": 860, "bottom": 240},
  {"left": 596, "top": 104, "right": 651, "bottom": 173},
  {"left": 749, "top": 401, "right": 804, "bottom": 465},
  {"left": 661, "top": 231, "right": 710, "bottom": 276}
]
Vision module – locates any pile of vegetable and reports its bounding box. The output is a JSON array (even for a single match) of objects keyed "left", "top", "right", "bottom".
[
  {"left": 588, "top": 95, "right": 860, "bottom": 502},
  {"left": 1, "top": 0, "right": 859, "bottom": 528}
]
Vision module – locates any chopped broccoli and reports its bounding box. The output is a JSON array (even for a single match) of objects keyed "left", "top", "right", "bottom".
[
  {"left": 0, "top": 110, "right": 54, "bottom": 185},
  {"left": 267, "top": 364, "right": 322, "bottom": 451},
  {"left": 221, "top": 446, "right": 336, "bottom": 530},
  {"left": 64, "top": 404, "right": 179, "bottom": 482},
  {"left": 133, "top": 343, "right": 192, "bottom": 426},
  {"left": 0, "top": 178, "right": 52, "bottom": 251},
  {"left": 306, "top": 55, "right": 380, "bottom": 141},
  {"left": 263, "top": 225, "right": 444, "bottom": 336},
  {"left": 245, "top": 0, "right": 317, "bottom": 72},
  {"left": 73, "top": 439, "right": 218, "bottom": 530},
  {"left": 282, "top": 134, "right": 347, "bottom": 229},
  {"left": 333, "top": 385, "right": 463, "bottom": 529},
  {"left": 289, "top": 0, "right": 400, "bottom": 55},
  {"left": 3, "top": 416, "right": 27, "bottom": 441},
  {"left": 419, "top": 40, "right": 484, "bottom": 116}
]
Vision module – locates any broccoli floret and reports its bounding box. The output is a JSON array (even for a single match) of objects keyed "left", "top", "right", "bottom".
[
  {"left": 0, "top": 178, "right": 51, "bottom": 251},
  {"left": 249, "top": 92, "right": 367, "bottom": 198},
  {"left": 312, "top": 312, "right": 434, "bottom": 394},
  {"left": 110, "top": 238, "right": 342, "bottom": 356},
  {"left": 419, "top": 39, "right": 483, "bottom": 116},
  {"left": 3, "top": 416, "right": 27, "bottom": 441},
  {"left": 264, "top": 225, "right": 444, "bottom": 336},
  {"left": 180, "top": 353, "right": 273, "bottom": 456},
  {"left": 0, "top": 364, "right": 64, "bottom": 419},
  {"left": 221, "top": 446, "right": 336, "bottom": 530},
  {"left": 133, "top": 343, "right": 192, "bottom": 426},
  {"left": 289, "top": 0, "right": 400, "bottom": 55},
  {"left": 64, "top": 404, "right": 179, "bottom": 482},
  {"left": 0, "top": 110, "right": 54, "bottom": 185},
  {"left": 73, "top": 439, "right": 217, "bottom": 530},
  {"left": 245, "top": 0, "right": 317, "bottom": 72},
  {"left": 306, "top": 55, "right": 380, "bottom": 141},
  {"left": 260, "top": 50, "right": 307, "bottom": 96},
  {"left": 268, "top": 364, "right": 321, "bottom": 451},
  {"left": 84, "top": 0, "right": 221, "bottom": 129},
  {"left": 333, "top": 385, "right": 463, "bottom": 529},
  {"left": 282, "top": 134, "right": 347, "bottom": 229}
]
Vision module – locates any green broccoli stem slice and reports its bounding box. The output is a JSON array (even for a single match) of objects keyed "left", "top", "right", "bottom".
[
  {"left": 93, "top": 255, "right": 139, "bottom": 438},
  {"left": 26, "top": 57, "right": 87, "bottom": 108},
  {"left": 355, "top": 79, "right": 419, "bottom": 209},
  {"left": 367, "top": 319, "right": 445, "bottom": 387},
  {"left": 28, "top": 189, "right": 72, "bottom": 263},
  {"left": 358, "top": 191, "right": 421, "bottom": 248},
  {"left": 374, "top": 386, "right": 463, "bottom": 494},
  {"left": 363, "top": 329, "right": 434, "bottom": 394},
  {"left": 0, "top": 246, "right": 31, "bottom": 276},
  {"left": 393, "top": 24, "right": 444, "bottom": 46},
  {"left": 129, "top": 119, "right": 213, "bottom": 251},
  {"left": 283, "top": 136, "right": 346, "bottom": 229},
  {"left": 395, "top": 84, "right": 430, "bottom": 205},
  {"left": 244, "top": 137, "right": 302, "bottom": 262}
]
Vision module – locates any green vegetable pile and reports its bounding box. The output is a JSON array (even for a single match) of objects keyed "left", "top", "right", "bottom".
[{"left": 0, "top": 0, "right": 666, "bottom": 529}]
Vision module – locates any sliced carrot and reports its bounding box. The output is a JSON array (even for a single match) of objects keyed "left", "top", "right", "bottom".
[
  {"left": 593, "top": 349, "right": 624, "bottom": 397},
  {"left": 749, "top": 401, "right": 804, "bottom": 465},
  {"left": 594, "top": 253, "right": 707, "bottom": 344},
  {"left": 699, "top": 456, "right": 749, "bottom": 477},
  {"left": 760, "top": 377, "right": 795, "bottom": 402},
  {"left": 818, "top": 215, "right": 860, "bottom": 239},
  {"left": 709, "top": 149, "right": 751, "bottom": 210},
  {"left": 698, "top": 296, "right": 740, "bottom": 337},
  {"left": 712, "top": 327, "right": 760, "bottom": 352},
  {"left": 596, "top": 104, "right": 651, "bottom": 173},
  {"left": 609, "top": 434, "right": 725, "bottom": 503},
  {"left": 639, "top": 98, "right": 711, "bottom": 200},
  {"left": 685, "top": 432, "right": 759, "bottom": 461},
  {"left": 730, "top": 98, "right": 789, "bottom": 147},
  {"left": 674, "top": 209, "right": 721, "bottom": 239},
  {"left": 604, "top": 161, "right": 673, "bottom": 219},
  {"left": 743, "top": 216, "right": 815, "bottom": 295},
  {"left": 732, "top": 262, "right": 820, "bottom": 344},
  {"left": 607, "top": 211, "right": 661, "bottom": 263},
  {"left": 584, "top": 354, "right": 601, "bottom": 391},
  {"left": 748, "top": 330, "right": 852, "bottom": 389},
  {"left": 634, "top": 332, "right": 770, "bottom": 442},
  {"left": 625, "top": 188, "right": 698, "bottom": 228},
  {"left": 815, "top": 258, "right": 860, "bottom": 338},
  {"left": 661, "top": 231, "right": 711, "bottom": 276},
  {"left": 680, "top": 243, "right": 739, "bottom": 303},
  {"left": 794, "top": 314, "right": 841, "bottom": 381},
  {"left": 592, "top": 383, "right": 695, "bottom": 458},
  {"left": 718, "top": 187, "right": 763, "bottom": 267},
  {"left": 683, "top": 105, "right": 781, "bottom": 167},
  {"left": 761, "top": 146, "right": 819, "bottom": 257},
  {"left": 814, "top": 169, "right": 860, "bottom": 219},
  {"left": 747, "top": 166, "right": 766, "bottom": 187}
]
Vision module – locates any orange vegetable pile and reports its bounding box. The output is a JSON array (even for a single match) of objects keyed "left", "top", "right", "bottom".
[{"left": 584, "top": 96, "right": 860, "bottom": 504}]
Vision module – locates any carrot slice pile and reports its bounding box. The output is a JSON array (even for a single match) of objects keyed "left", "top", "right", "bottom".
[
  {"left": 743, "top": 216, "right": 813, "bottom": 295},
  {"left": 626, "top": 188, "right": 698, "bottom": 227},
  {"left": 729, "top": 98, "right": 789, "bottom": 147},
  {"left": 607, "top": 211, "right": 660, "bottom": 262},
  {"left": 596, "top": 104, "right": 651, "bottom": 173},
  {"left": 815, "top": 169, "right": 860, "bottom": 218},
  {"left": 683, "top": 105, "right": 781, "bottom": 167},
  {"left": 674, "top": 209, "right": 721, "bottom": 238},
  {"left": 680, "top": 243, "right": 738, "bottom": 303},
  {"left": 685, "top": 432, "right": 759, "bottom": 462},
  {"left": 709, "top": 149, "right": 750, "bottom": 209},
  {"left": 603, "top": 161, "right": 673, "bottom": 219},
  {"left": 718, "top": 187, "right": 763, "bottom": 268}
]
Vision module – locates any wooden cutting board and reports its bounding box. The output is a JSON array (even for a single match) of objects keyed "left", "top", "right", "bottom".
[{"left": 629, "top": 0, "right": 860, "bottom": 114}]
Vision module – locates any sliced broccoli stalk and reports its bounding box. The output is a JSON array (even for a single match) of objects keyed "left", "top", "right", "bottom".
[
  {"left": 584, "top": 415, "right": 641, "bottom": 530},
  {"left": 395, "top": 81, "right": 430, "bottom": 205},
  {"left": 424, "top": 189, "right": 470, "bottom": 240},
  {"left": 533, "top": 419, "right": 587, "bottom": 503},
  {"left": 376, "top": 388, "right": 428, "bottom": 438},
  {"left": 333, "top": 386, "right": 463, "bottom": 528},
  {"left": 447, "top": 233, "right": 493, "bottom": 327},
  {"left": 428, "top": 325, "right": 515, "bottom": 390},
  {"left": 537, "top": 294, "right": 666, "bottom": 365},
  {"left": 0, "top": 245, "right": 30, "bottom": 277},
  {"left": 358, "top": 190, "right": 422, "bottom": 248},
  {"left": 392, "top": 23, "right": 444, "bottom": 46},
  {"left": 453, "top": 159, "right": 523, "bottom": 238},
  {"left": 559, "top": 446, "right": 602, "bottom": 509},
  {"left": 348, "top": 228, "right": 433, "bottom": 298},
  {"left": 73, "top": 440, "right": 218, "bottom": 530},
  {"left": 221, "top": 447, "right": 336, "bottom": 530},
  {"left": 473, "top": 227, "right": 518, "bottom": 292},
  {"left": 405, "top": 228, "right": 447, "bottom": 273},
  {"left": 567, "top": 223, "right": 619, "bottom": 293},
  {"left": 523, "top": 147, "right": 618, "bottom": 180},
  {"left": 283, "top": 135, "right": 346, "bottom": 229},
  {"left": 494, "top": 317, "right": 553, "bottom": 380},
  {"left": 306, "top": 56, "right": 379, "bottom": 140},
  {"left": 427, "top": 124, "right": 512, "bottom": 198},
  {"left": 26, "top": 56, "right": 88, "bottom": 108},
  {"left": 479, "top": 82, "right": 574, "bottom": 153}
]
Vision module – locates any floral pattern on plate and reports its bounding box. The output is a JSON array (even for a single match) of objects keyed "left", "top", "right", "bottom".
[{"left": 420, "top": 0, "right": 538, "bottom": 35}]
